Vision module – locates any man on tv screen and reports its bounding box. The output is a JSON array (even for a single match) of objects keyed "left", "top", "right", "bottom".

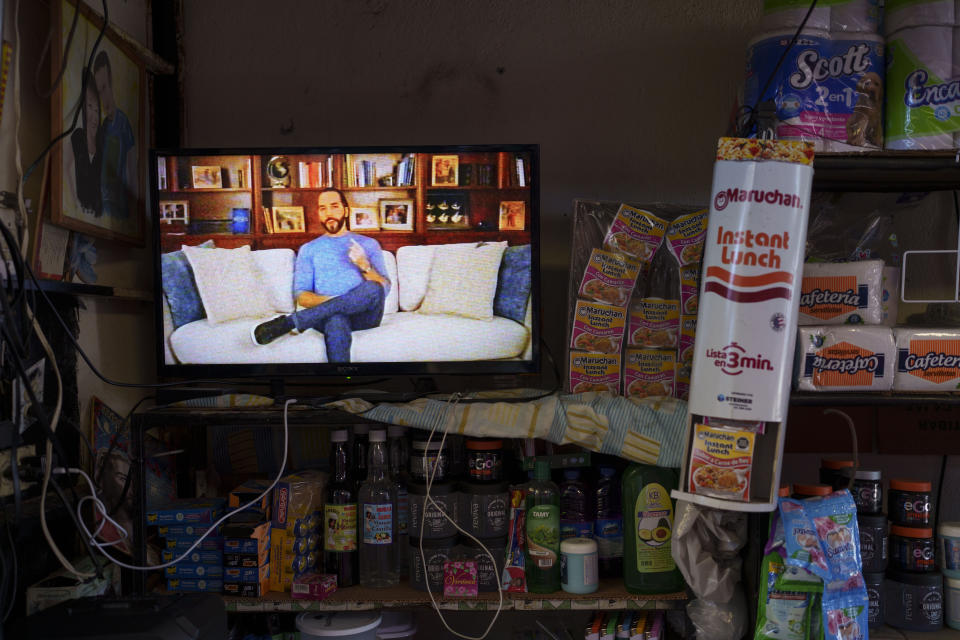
[{"left": 252, "top": 188, "right": 389, "bottom": 362}]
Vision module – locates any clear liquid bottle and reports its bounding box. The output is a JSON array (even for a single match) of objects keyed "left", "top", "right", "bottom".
[
  {"left": 560, "top": 469, "right": 594, "bottom": 541},
  {"left": 323, "top": 429, "right": 358, "bottom": 586},
  {"left": 353, "top": 424, "right": 370, "bottom": 483},
  {"left": 594, "top": 466, "right": 623, "bottom": 578},
  {"left": 622, "top": 463, "right": 684, "bottom": 594},
  {"left": 358, "top": 429, "right": 398, "bottom": 588},
  {"left": 525, "top": 460, "right": 561, "bottom": 593},
  {"left": 387, "top": 425, "right": 409, "bottom": 577}
]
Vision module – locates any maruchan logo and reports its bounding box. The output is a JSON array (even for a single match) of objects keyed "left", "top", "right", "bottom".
[
  {"left": 713, "top": 187, "right": 803, "bottom": 211},
  {"left": 705, "top": 342, "right": 774, "bottom": 376}
]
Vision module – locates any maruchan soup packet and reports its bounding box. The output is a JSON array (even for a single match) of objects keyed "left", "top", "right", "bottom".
[
  {"left": 602, "top": 205, "right": 668, "bottom": 264},
  {"left": 688, "top": 423, "right": 755, "bottom": 502},
  {"left": 623, "top": 348, "right": 675, "bottom": 399},
  {"left": 569, "top": 351, "right": 621, "bottom": 394},
  {"left": 665, "top": 209, "right": 708, "bottom": 267},
  {"left": 578, "top": 249, "right": 643, "bottom": 308},
  {"left": 570, "top": 300, "right": 628, "bottom": 355},
  {"left": 679, "top": 265, "right": 701, "bottom": 317},
  {"left": 628, "top": 298, "right": 679, "bottom": 349}
]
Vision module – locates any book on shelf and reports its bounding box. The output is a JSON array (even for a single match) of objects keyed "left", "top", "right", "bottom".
[
  {"left": 262, "top": 207, "right": 274, "bottom": 234},
  {"left": 395, "top": 153, "right": 416, "bottom": 187},
  {"left": 512, "top": 154, "right": 530, "bottom": 187},
  {"left": 157, "top": 158, "right": 168, "bottom": 190},
  {"left": 459, "top": 164, "right": 473, "bottom": 186},
  {"left": 298, "top": 161, "right": 327, "bottom": 188}
]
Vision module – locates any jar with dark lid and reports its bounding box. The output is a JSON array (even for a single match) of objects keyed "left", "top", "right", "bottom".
[
  {"left": 891, "top": 525, "right": 936, "bottom": 572},
  {"left": 858, "top": 513, "right": 889, "bottom": 573},
  {"left": 839, "top": 468, "right": 883, "bottom": 515},
  {"left": 466, "top": 439, "right": 504, "bottom": 482},
  {"left": 884, "top": 569, "right": 943, "bottom": 632},
  {"left": 408, "top": 482, "right": 458, "bottom": 539},
  {"left": 820, "top": 458, "right": 854, "bottom": 488},
  {"left": 458, "top": 482, "right": 509, "bottom": 539},
  {"left": 792, "top": 484, "right": 832, "bottom": 500},
  {"left": 409, "top": 535, "right": 458, "bottom": 592},
  {"left": 890, "top": 479, "right": 933, "bottom": 527},
  {"left": 457, "top": 537, "right": 507, "bottom": 592},
  {"left": 865, "top": 572, "right": 884, "bottom": 629},
  {"left": 410, "top": 438, "right": 449, "bottom": 483}
]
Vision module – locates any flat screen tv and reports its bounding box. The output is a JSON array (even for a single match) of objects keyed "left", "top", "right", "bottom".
[{"left": 152, "top": 144, "right": 540, "bottom": 379}]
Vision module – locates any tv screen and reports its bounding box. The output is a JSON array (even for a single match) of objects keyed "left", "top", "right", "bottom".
[{"left": 152, "top": 145, "right": 539, "bottom": 378}]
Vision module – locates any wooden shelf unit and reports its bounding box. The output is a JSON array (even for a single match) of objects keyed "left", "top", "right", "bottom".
[{"left": 157, "top": 151, "right": 532, "bottom": 253}]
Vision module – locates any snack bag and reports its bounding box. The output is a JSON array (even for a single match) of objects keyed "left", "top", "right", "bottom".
[
  {"left": 679, "top": 265, "right": 701, "bottom": 316},
  {"left": 570, "top": 300, "right": 628, "bottom": 355},
  {"left": 569, "top": 351, "right": 620, "bottom": 394},
  {"left": 501, "top": 486, "right": 527, "bottom": 593},
  {"left": 806, "top": 490, "right": 862, "bottom": 582},
  {"left": 602, "top": 205, "right": 668, "bottom": 263},
  {"left": 780, "top": 498, "right": 830, "bottom": 580},
  {"left": 755, "top": 550, "right": 811, "bottom": 640},
  {"left": 665, "top": 209, "right": 709, "bottom": 266},
  {"left": 578, "top": 248, "right": 642, "bottom": 308},
  {"left": 822, "top": 580, "right": 869, "bottom": 640},
  {"left": 688, "top": 423, "right": 755, "bottom": 502},
  {"left": 623, "top": 348, "right": 675, "bottom": 399},
  {"left": 628, "top": 298, "right": 680, "bottom": 349}
]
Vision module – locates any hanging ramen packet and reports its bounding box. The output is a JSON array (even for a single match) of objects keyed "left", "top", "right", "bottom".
[
  {"left": 780, "top": 498, "right": 830, "bottom": 580},
  {"left": 806, "top": 490, "right": 862, "bottom": 582},
  {"left": 602, "top": 205, "right": 668, "bottom": 263}
]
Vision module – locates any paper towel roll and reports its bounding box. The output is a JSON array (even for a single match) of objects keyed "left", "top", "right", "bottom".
[
  {"left": 885, "top": 0, "right": 955, "bottom": 34},
  {"left": 832, "top": 0, "right": 881, "bottom": 32},
  {"left": 885, "top": 26, "right": 957, "bottom": 150},
  {"left": 761, "top": 0, "right": 830, "bottom": 31}
]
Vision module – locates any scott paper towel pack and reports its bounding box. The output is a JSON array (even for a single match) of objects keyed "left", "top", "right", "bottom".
[
  {"left": 761, "top": 0, "right": 880, "bottom": 32},
  {"left": 894, "top": 328, "right": 960, "bottom": 391},
  {"left": 796, "top": 326, "right": 895, "bottom": 391},
  {"left": 799, "top": 260, "right": 884, "bottom": 325},
  {"left": 745, "top": 30, "right": 885, "bottom": 151},
  {"left": 885, "top": 26, "right": 959, "bottom": 150},
  {"left": 884, "top": 0, "right": 955, "bottom": 34}
]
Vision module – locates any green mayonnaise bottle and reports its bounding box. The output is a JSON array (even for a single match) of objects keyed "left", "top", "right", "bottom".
[
  {"left": 622, "top": 463, "right": 685, "bottom": 594},
  {"left": 525, "top": 460, "right": 561, "bottom": 593}
]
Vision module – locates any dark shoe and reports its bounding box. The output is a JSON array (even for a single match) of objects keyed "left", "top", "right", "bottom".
[{"left": 251, "top": 315, "right": 294, "bottom": 346}]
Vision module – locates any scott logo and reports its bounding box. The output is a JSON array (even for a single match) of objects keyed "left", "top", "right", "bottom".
[
  {"left": 705, "top": 342, "right": 774, "bottom": 376},
  {"left": 789, "top": 44, "right": 872, "bottom": 90},
  {"left": 714, "top": 190, "right": 729, "bottom": 211}
]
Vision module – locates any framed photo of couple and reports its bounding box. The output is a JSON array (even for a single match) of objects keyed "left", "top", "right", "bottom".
[{"left": 50, "top": 0, "right": 146, "bottom": 245}]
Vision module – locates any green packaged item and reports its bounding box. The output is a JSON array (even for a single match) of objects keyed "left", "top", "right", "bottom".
[{"left": 755, "top": 551, "right": 811, "bottom": 640}]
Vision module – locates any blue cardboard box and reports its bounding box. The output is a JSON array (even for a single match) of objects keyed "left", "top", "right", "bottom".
[
  {"left": 161, "top": 549, "right": 222, "bottom": 565},
  {"left": 165, "top": 537, "right": 223, "bottom": 552},
  {"left": 166, "top": 578, "right": 223, "bottom": 593},
  {"left": 164, "top": 563, "right": 223, "bottom": 579},
  {"left": 146, "top": 498, "right": 225, "bottom": 526},
  {"left": 157, "top": 524, "right": 219, "bottom": 539}
]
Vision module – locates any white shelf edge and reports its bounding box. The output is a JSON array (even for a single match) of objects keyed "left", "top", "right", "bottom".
[{"left": 671, "top": 489, "right": 776, "bottom": 513}]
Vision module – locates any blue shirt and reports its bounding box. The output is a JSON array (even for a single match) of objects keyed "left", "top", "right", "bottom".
[
  {"left": 294, "top": 233, "right": 390, "bottom": 298},
  {"left": 100, "top": 109, "right": 135, "bottom": 219}
]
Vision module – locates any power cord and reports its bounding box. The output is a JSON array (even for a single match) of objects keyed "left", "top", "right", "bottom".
[
  {"left": 58, "top": 398, "right": 294, "bottom": 571},
  {"left": 418, "top": 392, "right": 505, "bottom": 640}
]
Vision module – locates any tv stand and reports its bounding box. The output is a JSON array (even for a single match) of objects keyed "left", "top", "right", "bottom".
[{"left": 411, "top": 377, "right": 438, "bottom": 394}]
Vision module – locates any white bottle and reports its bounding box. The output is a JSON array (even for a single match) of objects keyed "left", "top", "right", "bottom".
[{"left": 358, "top": 429, "right": 399, "bottom": 587}]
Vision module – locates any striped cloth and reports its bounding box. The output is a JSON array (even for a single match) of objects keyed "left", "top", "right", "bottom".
[{"left": 328, "top": 391, "right": 688, "bottom": 468}]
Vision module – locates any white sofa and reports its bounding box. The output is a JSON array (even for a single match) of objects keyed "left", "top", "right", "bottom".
[{"left": 163, "top": 243, "right": 532, "bottom": 364}]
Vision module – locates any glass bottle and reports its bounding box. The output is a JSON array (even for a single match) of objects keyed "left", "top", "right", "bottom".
[
  {"left": 323, "top": 429, "right": 358, "bottom": 586},
  {"left": 353, "top": 424, "right": 370, "bottom": 483},
  {"left": 388, "top": 425, "right": 409, "bottom": 576},
  {"left": 358, "top": 429, "right": 399, "bottom": 587}
]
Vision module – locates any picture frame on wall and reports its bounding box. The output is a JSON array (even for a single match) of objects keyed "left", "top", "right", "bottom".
[
  {"left": 350, "top": 207, "right": 379, "bottom": 231},
  {"left": 431, "top": 155, "right": 459, "bottom": 187},
  {"left": 50, "top": 0, "right": 146, "bottom": 245},
  {"left": 499, "top": 201, "right": 526, "bottom": 231},
  {"left": 272, "top": 206, "right": 305, "bottom": 233},
  {"left": 379, "top": 199, "right": 414, "bottom": 231},
  {"left": 191, "top": 166, "right": 223, "bottom": 189},
  {"left": 159, "top": 201, "right": 189, "bottom": 224}
]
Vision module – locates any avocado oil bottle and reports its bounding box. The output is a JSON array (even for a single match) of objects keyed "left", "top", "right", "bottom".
[{"left": 622, "top": 463, "right": 685, "bottom": 594}]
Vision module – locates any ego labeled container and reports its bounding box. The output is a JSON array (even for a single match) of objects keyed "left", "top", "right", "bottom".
[
  {"left": 858, "top": 513, "right": 888, "bottom": 573},
  {"left": 939, "top": 522, "right": 960, "bottom": 579},
  {"left": 465, "top": 439, "right": 503, "bottom": 482},
  {"left": 820, "top": 458, "right": 854, "bottom": 488},
  {"left": 889, "top": 479, "right": 932, "bottom": 527},
  {"left": 409, "top": 536, "right": 457, "bottom": 592},
  {"left": 838, "top": 468, "right": 882, "bottom": 515},
  {"left": 408, "top": 482, "right": 457, "bottom": 540},
  {"left": 865, "top": 572, "right": 884, "bottom": 629},
  {"left": 884, "top": 569, "right": 943, "bottom": 632},
  {"left": 458, "top": 482, "right": 509, "bottom": 539},
  {"left": 410, "top": 438, "right": 448, "bottom": 483},
  {"left": 891, "top": 525, "right": 936, "bottom": 572},
  {"left": 792, "top": 484, "right": 832, "bottom": 500}
]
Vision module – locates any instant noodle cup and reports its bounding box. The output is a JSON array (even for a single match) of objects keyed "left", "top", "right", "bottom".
[
  {"left": 680, "top": 265, "right": 701, "bottom": 316},
  {"left": 569, "top": 351, "right": 621, "bottom": 395},
  {"left": 578, "top": 249, "right": 642, "bottom": 308},
  {"left": 628, "top": 298, "right": 679, "bottom": 349},
  {"left": 665, "top": 209, "right": 708, "bottom": 266},
  {"left": 601, "top": 205, "right": 668, "bottom": 264},
  {"left": 688, "top": 422, "right": 755, "bottom": 502},
  {"left": 623, "top": 348, "right": 675, "bottom": 399},
  {"left": 570, "top": 300, "right": 627, "bottom": 355}
]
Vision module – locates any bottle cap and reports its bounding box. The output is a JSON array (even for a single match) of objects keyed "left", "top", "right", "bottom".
[
  {"left": 331, "top": 429, "right": 348, "bottom": 443},
  {"left": 563, "top": 469, "right": 580, "bottom": 480},
  {"left": 466, "top": 439, "right": 503, "bottom": 451},
  {"left": 369, "top": 429, "right": 386, "bottom": 443},
  {"left": 388, "top": 425, "right": 406, "bottom": 437},
  {"left": 778, "top": 485, "right": 791, "bottom": 498},
  {"left": 793, "top": 484, "right": 832, "bottom": 497},
  {"left": 354, "top": 424, "right": 370, "bottom": 435},
  {"left": 821, "top": 459, "right": 854, "bottom": 470},
  {"left": 534, "top": 460, "right": 551, "bottom": 481},
  {"left": 890, "top": 479, "right": 932, "bottom": 493},
  {"left": 599, "top": 467, "right": 616, "bottom": 477}
]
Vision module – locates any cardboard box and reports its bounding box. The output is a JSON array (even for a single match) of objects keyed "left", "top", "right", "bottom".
[
  {"left": 164, "top": 563, "right": 223, "bottom": 579},
  {"left": 229, "top": 478, "right": 273, "bottom": 515},
  {"left": 223, "top": 520, "right": 270, "bottom": 567},
  {"left": 166, "top": 578, "right": 223, "bottom": 593},
  {"left": 224, "top": 553, "right": 264, "bottom": 568},
  {"left": 223, "top": 582, "right": 266, "bottom": 598},
  {"left": 162, "top": 549, "right": 222, "bottom": 565},
  {"left": 157, "top": 524, "right": 219, "bottom": 539},
  {"left": 164, "top": 536, "right": 223, "bottom": 551},
  {"left": 146, "top": 498, "right": 225, "bottom": 526},
  {"left": 291, "top": 573, "right": 337, "bottom": 600},
  {"left": 224, "top": 564, "right": 269, "bottom": 595},
  {"left": 26, "top": 561, "right": 115, "bottom": 615}
]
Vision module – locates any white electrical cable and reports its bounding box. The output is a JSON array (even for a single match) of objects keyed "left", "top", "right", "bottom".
[
  {"left": 418, "top": 393, "right": 506, "bottom": 640},
  {"left": 58, "top": 398, "right": 295, "bottom": 571}
]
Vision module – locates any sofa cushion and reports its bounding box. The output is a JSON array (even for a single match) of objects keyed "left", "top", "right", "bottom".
[
  {"left": 161, "top": 239, "right": 214, "bottom": 329},
  {"left": 494, "top": 244, "right": 532, "bottom": 324},
  {"left": 419, "top": 242, "right": 507, "bottom": 320},
  {"left": 396, "top": 242, "right": 483, "bottom": 311},
  {"left": 382, "top": 250, "right": 399, "bottom": 314},
  {"left": 183, "top": 245, "right": 274, "bottom": 325},
  {"left": 169, "top": 310, "right": 529, "bottom": 364},
  {"left": 252, "top": 248, "right": 296, "bottom": 313}
]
